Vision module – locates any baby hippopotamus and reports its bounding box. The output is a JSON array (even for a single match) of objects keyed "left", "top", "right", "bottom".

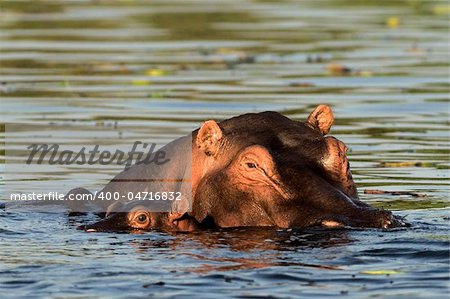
[
  {"left": 70, "top": 105, "right": 406, "bottom": 232},
  {"left": 81, "top": 202, "right": 198, "bottom": 232}
]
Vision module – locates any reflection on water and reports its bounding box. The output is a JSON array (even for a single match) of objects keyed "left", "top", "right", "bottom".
[{"left": 0, "top": 0, "right": 449, "bottom": 298}]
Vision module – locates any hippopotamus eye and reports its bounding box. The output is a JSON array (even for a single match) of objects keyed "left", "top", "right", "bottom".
[
  {"left": 246, "top": 162, "right": 257, "bottom": 169},
  {"left": 135, "top": 213, "right": 148, "bottom": 224}
]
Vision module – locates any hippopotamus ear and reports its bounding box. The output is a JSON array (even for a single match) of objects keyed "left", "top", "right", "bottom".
[
  {"left": 306, "top": 105, "right": 334, "bottom": 135},
  {"left": 196, "top": 120, "right": 223, "bottom": 156}
]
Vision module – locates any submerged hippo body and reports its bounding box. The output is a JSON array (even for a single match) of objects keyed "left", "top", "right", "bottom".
[{"left": 70, "top": 105, "right": 406, "bottom": 232}]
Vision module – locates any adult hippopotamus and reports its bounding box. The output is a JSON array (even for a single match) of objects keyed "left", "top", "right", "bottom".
[{"left": 70, "top": 105, "right": 406, "bottom": 232}]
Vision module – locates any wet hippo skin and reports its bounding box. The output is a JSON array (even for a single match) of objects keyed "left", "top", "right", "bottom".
[{"left": 69, "top": 105, "right": 407, "bottom": 232}]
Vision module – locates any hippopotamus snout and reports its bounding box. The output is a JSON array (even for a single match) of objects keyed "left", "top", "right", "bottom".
[
  {"left": 316, "top": 208, "right": 408, "bottom": 229},
  {"left": 78, "top": 212, "right": 132, "bottom": 232}
]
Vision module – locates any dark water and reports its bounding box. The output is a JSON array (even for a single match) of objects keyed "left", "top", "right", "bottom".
[{"left": 1, "top": 0, "right": 449, "bottom": 298}]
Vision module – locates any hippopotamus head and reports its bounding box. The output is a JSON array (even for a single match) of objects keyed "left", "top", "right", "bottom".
[
  {"left": 80, "top": 201, "right": 198, "bottom": 232},
  {"left": 191, "top": 105, "right": 404, "bottom": 229}
]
